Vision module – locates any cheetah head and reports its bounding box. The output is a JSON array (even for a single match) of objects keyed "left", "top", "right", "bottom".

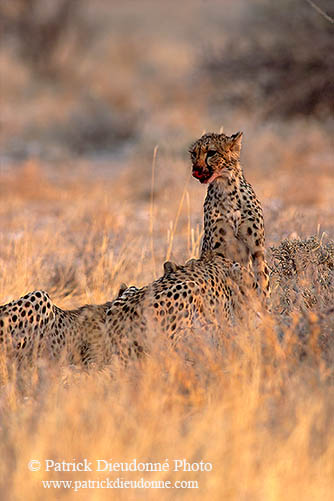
[{"left": 189, "top": 131, "right": 243, "bottom": 184}]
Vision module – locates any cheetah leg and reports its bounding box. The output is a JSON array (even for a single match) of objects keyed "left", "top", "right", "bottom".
[
  {"left": 230, "top": 210, "right": 241, "bottom": 237},
  {"left": 238, "top": 224, "right": 271, "bottom": 305},
  {"left": 251, "top": 250, "right": 271, "bottom": 306}
]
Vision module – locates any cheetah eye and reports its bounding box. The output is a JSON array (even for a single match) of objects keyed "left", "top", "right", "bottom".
[{"left": 206, "top": 150, "right": 217, "bottom": 158}]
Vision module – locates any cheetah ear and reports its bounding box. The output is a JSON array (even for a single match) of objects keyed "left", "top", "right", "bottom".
[{"left": 229, "top": 131, "right": 243, "bottom": 154}]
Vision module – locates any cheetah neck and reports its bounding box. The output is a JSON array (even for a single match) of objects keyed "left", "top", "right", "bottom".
[
  {"left": 207, "top": 168, "right": 244, "bottom": 208},
  {"left": 213, "top": 165, "right": 243, "bottom": 193}
]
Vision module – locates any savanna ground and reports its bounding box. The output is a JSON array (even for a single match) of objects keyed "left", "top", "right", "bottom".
[{"left": 0, "top": 1, "right": 333, "bottom": 499}]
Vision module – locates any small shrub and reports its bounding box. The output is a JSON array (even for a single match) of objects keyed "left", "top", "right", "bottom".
[
  {"left": 202, "top": 0, "right": 334, "bottom": 118},
  {"left": 0, "top": 0, "right": 91, "bottom": 76},
  {"left": 54, "top": 97, "right": 138, "bottom": 155}
]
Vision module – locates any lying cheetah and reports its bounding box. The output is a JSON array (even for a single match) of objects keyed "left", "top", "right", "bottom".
[
  {"left": 103, "top": 252, "right": 255, "bottom": 363},
  {"left": 0, "top": 254, "right": 253, "bottom": 364},
  {"left": 0, "top": 265, "right": 167, "bottom": 363},
  {"left": 189, "top": 131, "right": 270, "bottom": 301},
  {"left": 0, "top": 291, "right": 112, "bottom": 363}
]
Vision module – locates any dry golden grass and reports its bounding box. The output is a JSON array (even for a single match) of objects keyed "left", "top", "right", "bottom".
[
  {"left": 1, "top": 330, "right": 333, "bottom": 501},
  {"left": 0, "top": 148, "right": 333, "bottom": 500},
  {"left": 1, "top": 2, "right": 333, "bottom": 498}
]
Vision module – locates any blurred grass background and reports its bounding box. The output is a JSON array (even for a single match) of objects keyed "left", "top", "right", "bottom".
[{"left": 0, "top": 1, "right": 333, "bottom": 499}]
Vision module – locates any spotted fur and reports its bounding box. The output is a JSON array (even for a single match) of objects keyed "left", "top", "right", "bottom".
[
  {"left": 0, "top": 132, "right": 266, "bottom": 364},
  {"left": 189, "top": 131, "right": 271, "bottom": 302},
  {"left": 0, "top": 253, "right": 253, "bottom": 364},
  {"left": 100, "top": 251, "right": 254, "bottom": 364}
]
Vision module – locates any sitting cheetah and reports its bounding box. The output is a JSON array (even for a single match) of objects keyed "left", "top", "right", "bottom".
[{"left": 189, "top": 131, "right": 270, "bottom": 301}]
